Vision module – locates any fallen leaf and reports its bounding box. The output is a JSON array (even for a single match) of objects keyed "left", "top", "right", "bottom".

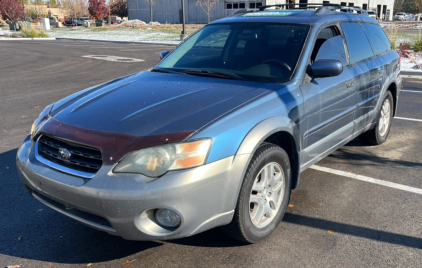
[
  {"left": 2, "top": 130, "right": 7, "bottom": 133},
  {"left": 87, "top": 263, "right": 92, "bottom": 267},
  {"left": 34, "top": 106, "right": 40, "bottom": 108},
  {"left": 122, "top": 260, "right": 136, "bottom": 266},
  {"left": 328, "top": 230, "right": 334, "bottom": 234},
  {"left": 7, "top": 265, "right": 21, "bottom": 268},
  {"left": 18, "top": 236, "right": 22, "bottom": 240},
  {"left": 288, "top": 204, "right": 294, "bottom": 208},
  {"left": 21, "top": 116, "right": 28, "bottom": 118}
]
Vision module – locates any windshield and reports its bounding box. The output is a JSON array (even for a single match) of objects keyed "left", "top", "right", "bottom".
[
  {"left": 156, "top": 23, "right": 309, "bottom": 83},
  {"left": 368, "top": 11, "right": 375, "bottom": 15}
]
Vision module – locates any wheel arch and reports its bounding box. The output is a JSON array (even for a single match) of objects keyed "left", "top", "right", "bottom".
[{"left": 235, "top": 116, "right": 301, "bottom": 190}]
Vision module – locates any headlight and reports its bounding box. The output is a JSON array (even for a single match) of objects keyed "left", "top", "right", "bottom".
[
  {"left": 30, "top": 103, "right": 54, "bottom": 140},
  {"left": 113, "top": 139, "right": 212, "bottom": 177}
]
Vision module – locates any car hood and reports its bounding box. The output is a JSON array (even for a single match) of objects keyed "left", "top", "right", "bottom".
[{"left": 50, "top": 71, "right": 279, "bottom": 137}]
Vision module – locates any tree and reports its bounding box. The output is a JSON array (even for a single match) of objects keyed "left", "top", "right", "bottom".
[
  {"left": 110, "top": 0, "right": 126, "bottom": 18},
  {"left": 62, "top": 0, "right": 89, "bottom": 19},
  {"left": 196, "top": 0, "right": 218, "bottom": 23},
  {"left": 145, "top": 0, "right": 156, "bottom": 22},
  {"left": 48, "top": 0, "right": 62, "bottom": 8},
  {"left": 0, "top": 0, "right": 25, "bottom": 22},
  {"left": 88, "top": 0, "right": 108, "bottom": 20}
]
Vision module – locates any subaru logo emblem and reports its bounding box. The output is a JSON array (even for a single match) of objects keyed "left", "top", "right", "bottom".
[{"left": 59, "top": 148, "right": 71, "bottom": 159}]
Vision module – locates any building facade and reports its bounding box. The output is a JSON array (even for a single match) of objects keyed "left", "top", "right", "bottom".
[{"left": 128, "top": 0, "right": 395, "bottom": 24}]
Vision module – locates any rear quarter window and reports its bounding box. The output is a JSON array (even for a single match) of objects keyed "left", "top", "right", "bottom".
[
  {"left": 360, "top": 23, "right": 392, "bottom": 55},
  {"left": 341, "top": 22, "right": 374, "bottom": 64}
]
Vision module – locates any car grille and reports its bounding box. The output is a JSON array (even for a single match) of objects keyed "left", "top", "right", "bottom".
[{"left": 37, "top": 135, "right": 102, "bottom": 176}]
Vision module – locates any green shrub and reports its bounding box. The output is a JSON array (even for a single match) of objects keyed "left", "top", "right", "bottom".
[
  {"left": 413, "top": 39, "right": 422, "bottom": 52},
  {"left": 38, "top": 29, "right": 48, "bottom": 38},
  {"left": 11, "top": 33, "right": 19, "bottom": 38},
  {"left": 29, "top": 28, "right": 39, "bottom": 38}
]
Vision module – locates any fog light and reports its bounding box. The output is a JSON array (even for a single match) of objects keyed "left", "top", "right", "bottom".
[{"left": 155, "top": 209, "right": 181, "bottom": 228}]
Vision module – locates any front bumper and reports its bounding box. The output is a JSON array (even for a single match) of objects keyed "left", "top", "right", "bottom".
[{"left": 17, "top": 136, "right": 249, "bottom": 240}]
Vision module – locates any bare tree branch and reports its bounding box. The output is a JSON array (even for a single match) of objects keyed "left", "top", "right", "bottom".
[{"left": 196, "top": 0, "right": 218, "bottom": 23}]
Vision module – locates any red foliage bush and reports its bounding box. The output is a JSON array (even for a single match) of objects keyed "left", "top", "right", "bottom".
[{"left": 0, "top": 0, "right": 24, "bottom": 22}]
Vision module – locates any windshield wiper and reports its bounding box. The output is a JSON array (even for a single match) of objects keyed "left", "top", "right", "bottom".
[
  {"left": 182, "top": 70, "right": 244, "bottom": 80},
  {"left": 150, "top": 68, "right": 184, "bottom": 75}
]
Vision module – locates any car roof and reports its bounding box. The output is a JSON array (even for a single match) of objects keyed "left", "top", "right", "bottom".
[{"left": 210, "top": 6, "right": 378, "bottom": 26}]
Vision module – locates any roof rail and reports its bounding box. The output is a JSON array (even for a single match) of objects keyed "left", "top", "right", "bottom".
[
  {"left": 338, "top": 6, "right": 368, "bottom": 15},
  {"left": 229, "top": 9, "right": 258, "bottom": 17},
  {"left": 259, "top": 3, "right": 368, "bottom": 15},
  {"left": 258, "top": 3, "right": 339, "bottom": 11}
]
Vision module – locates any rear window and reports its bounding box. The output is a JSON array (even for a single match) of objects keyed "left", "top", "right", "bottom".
[
  {"left": 361, "top": 23, "right": 392, "bottom": 55},
  {"left": 341, "top": 22, "right": 374, "bottom": 64}
]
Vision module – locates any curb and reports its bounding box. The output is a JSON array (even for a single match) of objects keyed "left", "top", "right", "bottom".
[
  {"left": 0, "top": 37, "right": 56, "bottom": 41},
  {"left": 55, "top": 37, "right": 178, "bottom": 46}
]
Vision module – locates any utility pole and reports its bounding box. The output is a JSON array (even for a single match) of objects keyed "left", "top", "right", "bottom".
[{"left": 180, "top": 0, "right": 187, "bottom": 40}]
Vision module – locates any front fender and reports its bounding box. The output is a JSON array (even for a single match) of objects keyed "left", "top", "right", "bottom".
[
  {"left": 236, "top": 116, "right": 299, "bottom": 156},
  {"left": 224, "top": 116, "right": 300, "bottom": 211}
]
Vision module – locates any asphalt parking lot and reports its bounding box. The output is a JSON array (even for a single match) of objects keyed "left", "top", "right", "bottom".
[{"left": 0, "top": 40, "right": 421, "bottom": 268}]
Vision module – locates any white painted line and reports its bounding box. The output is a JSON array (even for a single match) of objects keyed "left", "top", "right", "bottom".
[
  {"left": 310, "top": 165, "right": 422, "bottom": 195},
  {"left": 401, "top": 90, "right": 422, "bottom": 93},
  {"left": 401, "top": 75, "right": 422, "bottom": 79},
  {"left": 394, "top": 117, "right": 422, "bottom": 122}
]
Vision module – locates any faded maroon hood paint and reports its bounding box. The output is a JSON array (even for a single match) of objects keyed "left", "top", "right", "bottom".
[{"left": 50, "top": 71, "right": 277, "bottom": 137}]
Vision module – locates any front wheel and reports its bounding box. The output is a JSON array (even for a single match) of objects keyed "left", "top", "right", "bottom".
[
  {"left": 361, "top": 91, "right": 394, "bottom": 145},
  {"left": 222, "top": 143, "right": 291, "bottom": 243}
]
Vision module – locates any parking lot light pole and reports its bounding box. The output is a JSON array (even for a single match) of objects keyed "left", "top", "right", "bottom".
[{"left": 180, "top": 0, "right": 188, "bottom": 40}]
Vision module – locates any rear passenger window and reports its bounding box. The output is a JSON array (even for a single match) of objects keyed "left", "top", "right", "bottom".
[
  {"left": 361, "top": 23, "right": 392, "bottom": 55},
  {"left": 341, "top": 22, "right": 374, "bottom": 64}
]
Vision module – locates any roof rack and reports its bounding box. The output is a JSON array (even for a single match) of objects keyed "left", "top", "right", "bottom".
[
  {"left": 258, "top": 3, "right": 368, "bottom": 15},
  {"left": 229, "top": 9, "right": 259, "bottom": 17},
  {"left": 258, "top": 3, "right": 338, "bottom": 11}
]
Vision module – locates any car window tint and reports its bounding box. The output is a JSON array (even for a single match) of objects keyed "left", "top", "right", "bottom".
[
  {"left": 361, "top": 23, "right": 392, "bottom": 55},
  {"left": 195, "top": 29, "right": 230, "bottom": 48},
  {"left": 158, "top": 23, "right": 309, "bottom": 83},
  {"left": 315, "top": 35, "right": 348, "bottom": 66},
  {"left": 341, "top": 22, "right": 374, "bottom": 64}
]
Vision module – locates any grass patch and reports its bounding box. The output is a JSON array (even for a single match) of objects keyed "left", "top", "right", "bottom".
[{"left": 90, "top": 27, "right": 109, "bottom": 32}]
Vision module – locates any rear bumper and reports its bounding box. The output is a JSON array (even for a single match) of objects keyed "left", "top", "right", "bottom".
[{"left": 17, "top": 135, "right": 249, "bottom": 240}]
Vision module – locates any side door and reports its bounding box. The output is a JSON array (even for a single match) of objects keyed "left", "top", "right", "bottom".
[
  {"left": 340, "top": 22, "right": 382, "bottom": 133},
  {"left": 300, "top": 26, "right": 356, "bottom": 166}
]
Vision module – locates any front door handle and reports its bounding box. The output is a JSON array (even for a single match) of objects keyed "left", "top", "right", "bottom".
[{"left": 346, "top": 79, "right": 354, "bottom": 89}]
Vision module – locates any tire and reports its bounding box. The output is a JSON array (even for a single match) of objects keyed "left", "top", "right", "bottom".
[
  {"left": 361, "top": 91, "right": 394, "bottom": 145},
  {"left": 222, "top": 143, "right": 291, "bottom": 243}
]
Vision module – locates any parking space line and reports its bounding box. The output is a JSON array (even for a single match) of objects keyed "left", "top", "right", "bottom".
[
  {"left": 310, "top": 165, "right": 422, "bottom": 195},
  {"left": 400, "top": 75, "right": 422, "bottom": 79},
  {"left": 394, "top": 117, "right": 422, "bottom": 122},
  {"left": 401, "top": 90, "right": 422, "bottom": 93}
]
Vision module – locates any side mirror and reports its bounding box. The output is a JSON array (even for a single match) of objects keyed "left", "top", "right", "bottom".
[
  {"left": 311, "top": 59, "right": 343, "bottom": 78},
  {"left": 160, "top": 50, "right": 170, "bottom": 60}
]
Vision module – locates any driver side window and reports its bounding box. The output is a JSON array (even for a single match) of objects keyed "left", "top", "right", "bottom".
[
  {"left": 311, "top": 26, "right": 348, "bottom": 66},
  {"left": 315, "top": 36, "right": 348, "bottom": 66}
]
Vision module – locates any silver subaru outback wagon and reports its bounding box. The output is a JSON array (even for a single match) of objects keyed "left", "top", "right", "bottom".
[{"left": 17, "top": 4, "right": 401, "bottom": 243}]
